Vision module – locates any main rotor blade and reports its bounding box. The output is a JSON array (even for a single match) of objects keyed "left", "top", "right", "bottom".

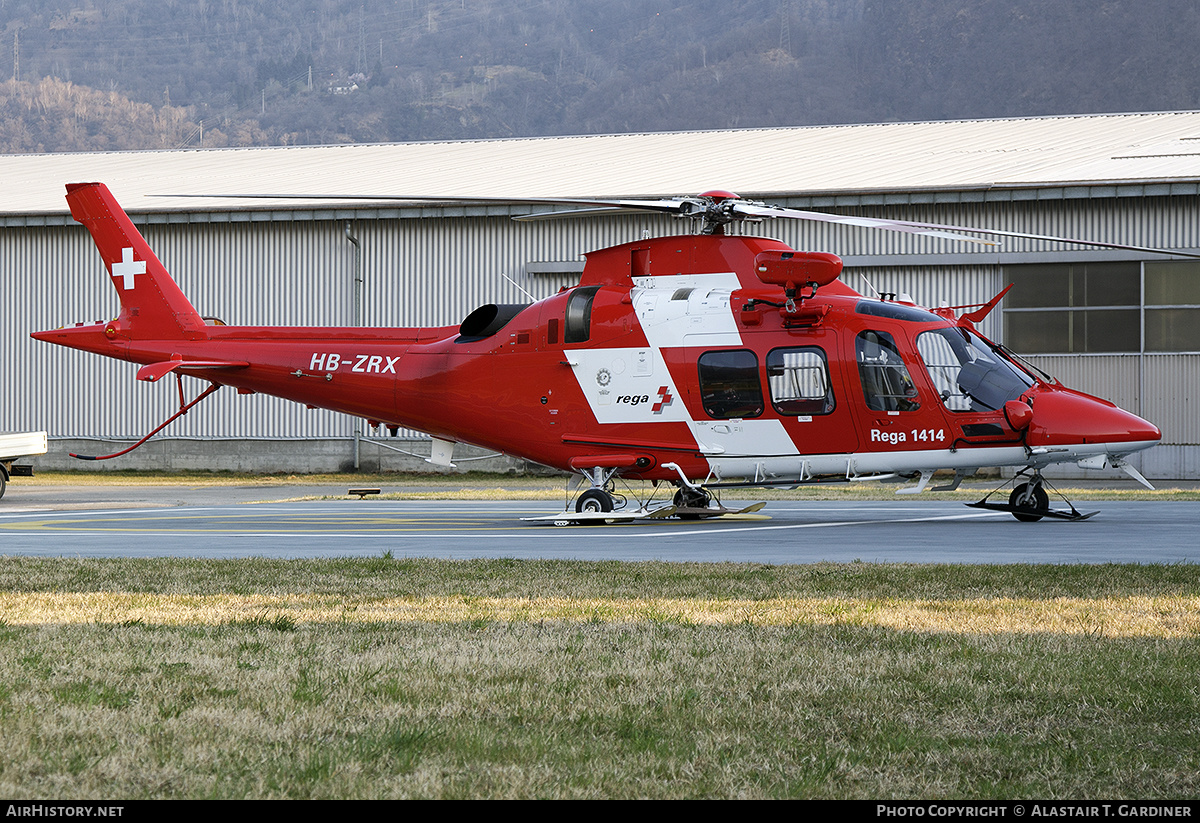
[
  {"left": 735, "top": 202, "right": 1200, "bottom": 259},
  {"left": 732, "top": 202, "right": 997, "bottom": 245},
  {"left": 511, "top": 206, "right": 652, "bottom": 221},
  {"left": 164, "top": 192, "right": 692, "bottom": 214},
  {"left": 160, "top": 192, "right": 1200, "bottom": 259}
]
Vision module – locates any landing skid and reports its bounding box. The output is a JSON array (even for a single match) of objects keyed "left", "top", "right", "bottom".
[
  {"left": 532, "top": 464, "right": 768, "bottom": 525},
  {"left": 672, "top": 501, "right": 767, "bottom": 520},
  {"left": 965, "top": 499, "right": 1098, "bottom": 521},
  {"left": 521, "top": 505, "right": 676, "bottom": 526},
  {"left": 521, "top": 501, "right": 767, "bottom": 526},
  {"left": 966, "top": 473, "right": 1098, "bottom": 522}
]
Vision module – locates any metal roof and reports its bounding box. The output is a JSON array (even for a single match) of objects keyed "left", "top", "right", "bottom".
[{"left": 5, "top": 111, "right": 1200, "bottom": 217}]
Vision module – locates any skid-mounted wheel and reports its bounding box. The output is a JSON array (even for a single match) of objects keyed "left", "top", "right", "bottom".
[
  {"left": 672, "top": 487, "right": 712, "bottom": 519},
  {"left": 1009, "top": 482, "right": 1049, "bottom": 522},
  {"left": 576, "top": 488, "right": 615, "bottom": 515}
]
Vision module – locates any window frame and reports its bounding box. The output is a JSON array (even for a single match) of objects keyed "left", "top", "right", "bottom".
[
  {"left": 696, "top": 349, "right": 765, "bottom": 420},
  {"left": 765, "top": 346, "right": 836, "bottom": 417},
  {"left": 855, "top": 329, "right": 921, "bottom": 413},
  {"left": 915, "top": 326, "right": 1034, "bottom": 413}
]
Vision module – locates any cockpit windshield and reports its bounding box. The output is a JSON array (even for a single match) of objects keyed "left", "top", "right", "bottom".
[{"left": 916, "top": 327, "right": 1035, "bottom": 412}]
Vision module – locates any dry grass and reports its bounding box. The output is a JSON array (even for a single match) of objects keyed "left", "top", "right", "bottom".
[
  {"left": 2, "top": 591, "right": 1198, "bottom": 638},
  {"left": 0, "top": 559, "right": 1198, "bottom": 798}
]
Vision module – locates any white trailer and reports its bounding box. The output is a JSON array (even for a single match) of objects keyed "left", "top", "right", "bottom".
[{"left": 0, "top": 431, "right": 47, "bottom": 499}]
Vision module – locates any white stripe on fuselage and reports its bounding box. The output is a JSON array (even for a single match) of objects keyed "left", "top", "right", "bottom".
[
  {"left": 631, "top": 273, "right": 743, "bottom": 349},
  {"left": 567, "top": 346, "right": 691, "bottom": 424},
  {"left": 568, "top": 273, "right": 744, "bottom": 426},
  {"left": 567, "top": 273, "right": 796, "bottom": 457}
]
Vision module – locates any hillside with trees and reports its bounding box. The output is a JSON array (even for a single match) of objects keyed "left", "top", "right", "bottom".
[
  {"left": 1, "top": 0, "right": 1198, "bottom": 153},
  {"left": 0, "top": 77, "right": 211, "bottom": 153}
]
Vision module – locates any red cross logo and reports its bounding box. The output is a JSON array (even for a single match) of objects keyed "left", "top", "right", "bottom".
[
  {"left": 112, "top": 247, "right": 145, "bottom": 291},
  {"left": 652, "top": 386, "right": 673, "bottom": 414}
]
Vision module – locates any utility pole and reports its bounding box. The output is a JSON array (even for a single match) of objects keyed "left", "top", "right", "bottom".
[
  {"left": 779, "top": 1, "right": 791, "bottom": 56},
  {"left": 12, "top": 29, "right": 18, "bottom": 83},
  {"left": 357, "top": 6, "right": 366, "bottom": 75}
]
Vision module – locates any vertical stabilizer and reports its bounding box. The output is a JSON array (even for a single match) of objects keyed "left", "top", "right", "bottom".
[{"left": 66, "top": 182, "right": 206, "bottom": 339}]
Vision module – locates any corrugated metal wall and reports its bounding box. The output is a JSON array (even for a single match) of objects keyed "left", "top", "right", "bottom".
[
  {"left": 9, "top": 221, "right": 359, "bottom": 439},
  {"left": 1021, "top": 353, "right": 1143, "bottom": 421},
  {"left": 4, "top": 194, "right": 1198, "bottom": 476},
  {"left": 1145, "top": 355, "right": 1200, "bottom": 445},
  {"left": 359, "top": 212, "right": 671, "bottom": 327},
  {"left": 4, "top": 211, "right": 680, "bottom": 440}
]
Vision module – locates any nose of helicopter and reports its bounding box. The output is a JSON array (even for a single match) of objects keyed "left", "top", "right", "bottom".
[{"left": 1024, "top": 386, "right": 1161, "bottom": 452}]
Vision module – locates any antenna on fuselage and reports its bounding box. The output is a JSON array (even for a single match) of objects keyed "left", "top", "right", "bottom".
[
  {"left": 858, "top": 272, "right": 882, "bottom": 298},
  {"left": 501, "top": 271, "right": 537, "bottom": 302}
]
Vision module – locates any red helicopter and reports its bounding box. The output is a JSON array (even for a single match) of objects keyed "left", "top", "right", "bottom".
[{"left": 33, "top": 182, "right": 1173, "bottom": 523}]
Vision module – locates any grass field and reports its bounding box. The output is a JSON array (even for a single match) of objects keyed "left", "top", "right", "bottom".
[{"left": 1, "top": 553, "right": 1198, "bottom": 799}]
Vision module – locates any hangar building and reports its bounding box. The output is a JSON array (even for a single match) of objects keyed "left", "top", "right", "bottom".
[{"left": 3, "top": 111, "right": 1199, "bottom": 479}]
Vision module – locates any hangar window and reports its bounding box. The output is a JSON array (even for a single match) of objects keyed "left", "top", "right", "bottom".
[
  {"left": 1004, "top": 260, "right": 1200, "bottom": 353},
  {"left": 698, "top": 350, "right": 763, "bottom": 419},
  {"left": 1002, "top": 262, "right": 1140, "bottom": 353},
  {"left": 766, "top": 347, "right": 835, "bottom": 415},
  {"left": 856, "top": 330, "right": 920, "bottom": 412},
  {"left": 1145, "top": 261, "right": 1200, "bottom": 351}
]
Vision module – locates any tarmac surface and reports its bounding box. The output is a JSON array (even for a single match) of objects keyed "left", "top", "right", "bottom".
[{"left": 1, "top": 480, "right": 1197, "bottom": 563}]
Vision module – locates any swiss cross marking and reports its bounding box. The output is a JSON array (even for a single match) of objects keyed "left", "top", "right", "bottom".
[
  {"left": 652, "top": 385, "right": 673, "bottom": 414},
  {"left": 112, "top": 247, "right": 146, "bottom": 290}
]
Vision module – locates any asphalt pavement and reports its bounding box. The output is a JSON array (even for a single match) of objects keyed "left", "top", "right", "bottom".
[{"left": 1, "top": 479, "right": 1197, "bottom": 563}]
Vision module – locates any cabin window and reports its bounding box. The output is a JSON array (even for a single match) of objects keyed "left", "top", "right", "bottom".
[
  {"left": 916, "top": 327, "right": 1033, "bottom": 412},
  {"left": 564, "top": 286, "right": 600, "bottom": 344},
  {"left": 856, "top": 300, "right": 942, "bottom": 323},
  {"left": 856, "top": 330, "right": 920, "bottom": 412},
  {"left": 766, "top": 347, "right": 835, "bottom": 415},
  {"left": 698, "top": 350, "right": 763, "bottom": 419}
]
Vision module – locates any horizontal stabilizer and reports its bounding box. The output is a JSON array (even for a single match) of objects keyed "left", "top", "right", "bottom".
[{"left": 136, "top": 355, "right": 249, "bottom": 382}]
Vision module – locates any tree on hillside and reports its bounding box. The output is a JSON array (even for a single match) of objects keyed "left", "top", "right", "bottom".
[{"left": 0, "top": 77, "right": 208, "bottom": 153}]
